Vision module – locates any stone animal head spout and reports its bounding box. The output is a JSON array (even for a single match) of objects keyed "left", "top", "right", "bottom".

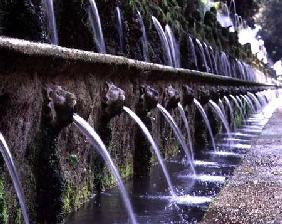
[
  {"left": 46, "top": 85, "right": 76, "bottom": 131},
  {"left": 210, "top": 87, "right": 220, "bottom": 102},
  {"left": 102, "top": 82, "right": 126, "bottom": 119},
  {"left": 240, "top": 87, "right": 247, "bottom": 95},
  {"left": 198, "top": 87, "right": 210, "bottom": 105},
  {"left": 219, "top": 87, "right": 227, "bottom": 98},
  {"left": 164, "top": 85, "right": 180, "bottom": 110},
  {"left": 182, "top": 85, "right": 195, "bottom": 106},
  {"left": 140, "top": 85, "right": 159, "bottom": 112}
]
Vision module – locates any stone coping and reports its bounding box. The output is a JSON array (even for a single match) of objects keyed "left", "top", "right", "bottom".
[{"left": 0, "top": 36, "right": 276, "bottom": 87}]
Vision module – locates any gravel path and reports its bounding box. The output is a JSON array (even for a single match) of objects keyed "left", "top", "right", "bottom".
[{"left": 201, "top": 106, "right": 282, "bottom": 224}]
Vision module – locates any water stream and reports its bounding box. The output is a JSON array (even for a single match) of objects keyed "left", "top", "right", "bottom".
[
  {"left": 236, "top": 96, "right": 246, "bottom": 119},
  {"left": 165, "top": 25, "right": 180, "bottom": 68},
  {"left": 0, "top": 133, "right": 30, "bottom": 224},
  {"left": 193, "top": 99, "right": 216, "bottom": 151},
  {"left": 137, "top": 11, "right": 149, "bottom": 62},
  {"left": 223, "top": 96, "right": 234, "bottom": 127},
  {"left": 44, "top": 0, "right": 58, "bottom": 45},
  {"left": 209, "top": 100, "right": 231, "bottom": 138},
  {"left": 219, "top": 99, "right": 226, "bottom": 116},
  {"left": 177, "top": 103, "right": 194, "bottom": 161},
  {"left": 157, "top": 104, "right": 195, "bottom": 174},
  {"left": 230, "top": 95, "right": 244, "bottom": 120},
  {"left": 241, "top": 95, "right": 255, "bottom": 113},
  {"left": 123, "top": 107, "right": 176, "bottom": 197},
  {"left": 115, "top": 7, "right": 124, "bottom": 52},
  {"left": 187, "top": 35, "right": 198, "bottom": 69},
  {"left": 247, "top": 92, "right": 262, "bottom": 111},
  {"left": 152, "top": 17, "right": 173, "bottom": 66},
  {"left": 88, "top": 0, "right": 106, "bottom": 53},
  {"left": 195, "top": 39, "right": 209, "bottom": 72},
  {"left": 65, "top": 91, "right": 281, "bottom": 223},
  {"left": 73, "top": 114, "right": 137, "bottom": 224}
]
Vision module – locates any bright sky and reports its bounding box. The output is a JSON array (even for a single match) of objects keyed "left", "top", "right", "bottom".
[
  {"left": 238, "top": 25, "right": 268, "bottom": 63},
  {"left": 274, "top": 61, "right": 282, "bottom": 76}
]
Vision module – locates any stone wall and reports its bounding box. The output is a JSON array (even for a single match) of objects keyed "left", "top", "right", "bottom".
[{"left": 0, "top": 37, "right": 275, "bottom": 223}]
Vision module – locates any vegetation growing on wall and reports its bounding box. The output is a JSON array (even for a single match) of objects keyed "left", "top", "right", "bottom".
[{"left": 0, "top": 177, "right": 8, "bottom": 224}]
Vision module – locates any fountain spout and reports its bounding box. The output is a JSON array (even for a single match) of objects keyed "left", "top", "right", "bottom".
[
  {"left": 38, "top": 86, "right": 76, "bottom": 223},
  {"left": 139, "top": 85, "right": 159, "bottom": 112},
  {"left": 134, "top": 85, "right": 159, "bottom": 177},
  {"left": 182, "top": 85, "right": 195, "bottom": 106},
  {"left": 46, "top": 85, "right": 77, "bottom": 132},
  {"left": 210, "top": 87, "right": 220, "bottom": 103},
  {"left": 164, "top": 85, "right": 180, "bottom": 110},
  {"left": 95, "top": 82, "right": 126, "bottom": 191},
  {"left": 101, "top": 82, "right": 126, "bottom": 119},
  {"left": 198, "top": 87, "right": 210, "bottom": 105}
]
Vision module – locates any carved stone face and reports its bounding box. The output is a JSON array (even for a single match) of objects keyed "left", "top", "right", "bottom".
[
  {"left": 198, "top": 87, "right": 210, "bottom": 105},
  {"left": 102, "top": 82, "right": 125, "bottom": 118},
  {"left": 46, "top": 85, "right": 76, "bottom": 130},
  {"left": 210, "top": 87, "right": 220, "bottom": 102},
  {"left": 164, "top": 85, "right": 180, "bottom": 110},
  {"left": 182, "top": 85, "right": 194, "bottom": 106},
  {"left": 140, "top": 85, "right": 159, "bottom": 112}
]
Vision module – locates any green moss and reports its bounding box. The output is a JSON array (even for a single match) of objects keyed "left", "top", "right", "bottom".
[
  {"left": 14, "top": 208, "right": 21, "bottom": 224},
  {"left": 120, "top": 164, "right": 134, "bottom": 179},
  {"left": 68, "top": 154, "right": 79, "bottom": 169},
  {"left": 63, "top": 180, "right": 93, "bottom": 214},
  {"left": 164, "top": 143, "right": 179, "bottom": 159},
  {"left": 0, "top": 177, "right": 8, "bottom": 224},
  {"left": 104, "top": 163, "right": 133, "bottom": 188},
  {"left": 235, "top": 111, "right": 243, "bottom": 127}
]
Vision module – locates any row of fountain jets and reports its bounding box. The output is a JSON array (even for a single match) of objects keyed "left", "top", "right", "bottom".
[
  {"left": 0, "top": 88, "right": 279, "bottom": 224},
  {"left": 42, "top": 0, "right": 258, "bottom": 82}
]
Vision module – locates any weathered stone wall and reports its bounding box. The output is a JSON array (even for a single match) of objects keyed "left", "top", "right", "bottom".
[{"left": 0, "top": 37, "right": 274, "bottom": 223}]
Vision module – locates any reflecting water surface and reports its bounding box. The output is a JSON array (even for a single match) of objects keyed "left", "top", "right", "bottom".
[{"left": 66, "top": 105, "right": 274, "bottom": 224}]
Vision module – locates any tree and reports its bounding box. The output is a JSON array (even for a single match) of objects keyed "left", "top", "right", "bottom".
[{"left": 258, "top": 0, "right": 282, "bottom": 62}]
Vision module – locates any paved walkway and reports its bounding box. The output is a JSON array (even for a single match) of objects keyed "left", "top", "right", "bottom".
[{"left": 201, "top": 106, "right": 282, "bottom": 224}]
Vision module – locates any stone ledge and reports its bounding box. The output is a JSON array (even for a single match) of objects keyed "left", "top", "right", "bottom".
[{"left": 0, "top": 36, "right": 276, "bottom": 87}]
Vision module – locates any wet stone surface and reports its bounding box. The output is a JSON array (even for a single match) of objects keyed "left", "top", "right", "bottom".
[{"left": 201, "top": 107, "right": 282, "bottom": 224}]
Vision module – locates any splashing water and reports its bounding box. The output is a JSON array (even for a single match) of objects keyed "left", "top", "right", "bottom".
[
  {"left": 209, "top": 100, "right": 231, "bottom": 138},
  {"left": 152, "top": 17, "right": 173, "bottom": 66},
  {"left": 0, "top": 133, "right": 30, "bottom": 224},
  {"left": 177, "top": 103, "right": 194, "bottom": 161},
  {"left": 157, "top": 104, "right": 195, "bottom": 174},
  {"left": 123, "top": 107, "right": 176, "bottom": 197},
  {"left": 73, "top": 114, "right": 137, "bottom": 224},
  {"left": 44, "top": 0, "right": 58, "bottom": 45},
  {"left": 193, "top": 99, "right": 216, "bottom": 151},
  {"left": 137, "top": 11, "right": 149, "bottom": 62},
  {"left": 88, "top": 0, "right": 106, "bottom": 53}
]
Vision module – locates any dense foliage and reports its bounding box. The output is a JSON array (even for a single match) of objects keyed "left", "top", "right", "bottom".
[{"left": 258, "top": 0, "right": 282, "bottom": 62}]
